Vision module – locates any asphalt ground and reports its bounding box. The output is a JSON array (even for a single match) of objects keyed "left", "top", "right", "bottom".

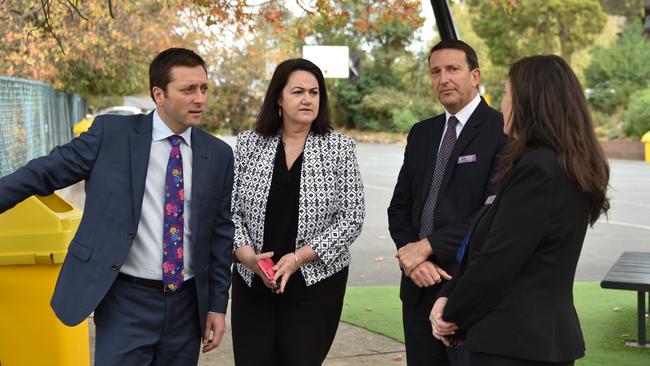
[{"left": 349, "top": 142, "right": 650, "bottom": 285}]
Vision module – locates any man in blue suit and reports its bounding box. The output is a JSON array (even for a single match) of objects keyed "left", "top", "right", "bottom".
[{"left": 0, "top": 48, "right": 234, "bottom": 365}]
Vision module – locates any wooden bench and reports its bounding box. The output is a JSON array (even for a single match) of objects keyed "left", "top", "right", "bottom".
[{"left": 600, "top": 251, "right": 650, "bottom": 348}]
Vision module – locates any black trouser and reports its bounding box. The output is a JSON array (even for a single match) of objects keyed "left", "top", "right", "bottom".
[
  {"left": 231, "top": 268, "right": 348, "bottom": 366},
  {"left": 469, "top": 352, "right": 575, "bottom": 366},
  {"left": 402, "top": 284, "right": 469, "bottom": 366}
]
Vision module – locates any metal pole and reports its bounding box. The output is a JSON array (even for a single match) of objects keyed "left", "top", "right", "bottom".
[
  {"left": 430, "top": 0, "right": 457, "bottom": 40},
  {"left": 638, "top": 291, "right": 646, "bottom": 346}
]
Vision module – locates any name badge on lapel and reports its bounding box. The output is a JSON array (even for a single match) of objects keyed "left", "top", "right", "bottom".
[
  {"left": 484, "top": 195, "right": 496, "bottom": 205},
  {"left": 457, "top": 154, "right": 477, "bottom": 164}
]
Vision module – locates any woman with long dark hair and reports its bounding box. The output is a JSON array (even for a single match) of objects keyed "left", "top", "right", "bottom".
[
  {"left": 430, "top": 55, "right": 610, "bottom": 366},
  {"left": 229, "top": 58, "right": 365, "bottom": 365}
]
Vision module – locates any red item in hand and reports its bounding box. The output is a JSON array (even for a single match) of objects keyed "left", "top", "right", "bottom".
[{"left": 257, "top": 257, "right": 276, "bottom": 281}]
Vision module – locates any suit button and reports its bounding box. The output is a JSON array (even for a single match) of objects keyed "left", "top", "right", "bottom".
[
  {"left": 111, "top": 265, "right": 119, "bottom": 271},
  {"left": 128, "top": 232, "right": 135, "bottom": 240}
]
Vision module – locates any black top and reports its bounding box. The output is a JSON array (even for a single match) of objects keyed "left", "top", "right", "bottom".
[
  {"left": 262, "top": 139, "right": 304, "bottom": 263},
  {"left": 440, "top": 147, "right": 588, "bottom": 361}
]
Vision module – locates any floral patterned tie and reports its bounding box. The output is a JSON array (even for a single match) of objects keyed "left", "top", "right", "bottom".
[{"left": 163, "top": 135, "right": 184, "bottom": 292}]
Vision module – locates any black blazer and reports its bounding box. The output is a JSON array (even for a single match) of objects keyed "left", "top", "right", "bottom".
[
  {"left": 440, "top": 147, "right": 588, "bottom": 362},
  {"left": 388, "top": 98, "right": 506, "bottom": 305}
]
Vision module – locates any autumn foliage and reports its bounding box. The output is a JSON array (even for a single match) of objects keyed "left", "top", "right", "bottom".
[
  {"left": 1, "top": 1, "right": 189, "bottom": 95},
  {"left": 2, "top": 0, "right": 424, "bottom": 132}
]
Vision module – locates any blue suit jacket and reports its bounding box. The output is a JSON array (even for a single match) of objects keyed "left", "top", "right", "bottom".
[{"left": 0, "top": 113, "right": 234, "bottom": 331}]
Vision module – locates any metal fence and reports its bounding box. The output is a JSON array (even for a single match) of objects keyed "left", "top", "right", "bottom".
[{"left": 0, "top": 77, "right": 86, "bottom": 177}]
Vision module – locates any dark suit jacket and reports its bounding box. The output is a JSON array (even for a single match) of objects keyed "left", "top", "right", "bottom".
[
  {"left": 0, "top": 113, "right": 234, "bottom": 332},
  {"left": 440, "top": 147, "right": 587, "bottom": 362},
  {"left": 388, "top": 98, "right": 506, "bottom": 305}
]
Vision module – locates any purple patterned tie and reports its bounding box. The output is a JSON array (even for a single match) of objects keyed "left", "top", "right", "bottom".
[
  {"left": 163, "top": 135, "right": 184, "bottom": 292},
  {"left": 419, "top": 116, "right": 459, "bottom": 239}
]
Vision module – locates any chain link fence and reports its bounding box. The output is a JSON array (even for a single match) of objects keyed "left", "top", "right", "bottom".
[{"left": 0, "top": 77, "right": 86, "bottom": 177}]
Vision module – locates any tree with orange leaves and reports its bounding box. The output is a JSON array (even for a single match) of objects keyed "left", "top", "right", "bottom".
[{"left": 1, "top": 1, "right": 189, "bottom": 96}]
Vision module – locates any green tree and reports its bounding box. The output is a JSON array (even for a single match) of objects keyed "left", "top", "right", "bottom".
[
  {"left": 469, "top": 0, "right": 608, "bottom": 66},
  {"left": 585, "top": 22, "right": 650, "bottom": 113},
  {"left": 623, "top": 87, "right": 650, "bottom": 138},
  {"left": 331, "top": 64, "right": 404, "bottom": 129},
  {"left": 189, "top": 0, "right": 425, "bottom": 132},
  {"left": 200, "top": 22, "right": 289, "bottom": 133},
  {"left": 463, "top": 0, "right": 611, "bottom": 107},
  {"left": 598, "top": 0, "right": 643, "bottom": 18},
  {"left": 446, "top": 2, "right": 504, "bottom": 107},
  {"left": 278, "top": 0, "right": 425, "bottom": 130}
]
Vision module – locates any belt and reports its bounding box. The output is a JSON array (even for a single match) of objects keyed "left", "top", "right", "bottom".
[{"left": 117, "top": 273, "right": 194, "bottom": 294}]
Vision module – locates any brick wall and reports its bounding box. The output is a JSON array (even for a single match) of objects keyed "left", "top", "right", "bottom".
[{"left": 600, "top": 140, "right": 645, "bottom": 160}]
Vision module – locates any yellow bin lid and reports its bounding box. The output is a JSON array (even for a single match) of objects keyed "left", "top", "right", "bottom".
[
  {"left": 0, "top": 194, "right": 82, "bottom": 265},
  {"left": 642, "top": 131, "right": 650, "bottom": 143}
]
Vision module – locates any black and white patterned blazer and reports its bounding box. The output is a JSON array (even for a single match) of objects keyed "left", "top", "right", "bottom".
[{"left": 231, "top": 130, "right": 365, "bottom": 286}]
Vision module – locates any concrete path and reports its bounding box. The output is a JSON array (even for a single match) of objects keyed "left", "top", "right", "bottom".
[{"left": 87, "top": 311, "right": 407, "bottom": 366}]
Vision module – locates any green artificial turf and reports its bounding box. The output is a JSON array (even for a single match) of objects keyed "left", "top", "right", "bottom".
[{"left": 340, "top": 283, "right": 649, "bottom": 365}]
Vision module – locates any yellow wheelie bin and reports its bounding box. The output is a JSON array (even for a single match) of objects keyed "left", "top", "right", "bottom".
[
  {"left": 0, "top": 194, "right": 89, "bottom": 366},
  {"left": 642, "top": 131, "right": 650, "bottom": 163}
]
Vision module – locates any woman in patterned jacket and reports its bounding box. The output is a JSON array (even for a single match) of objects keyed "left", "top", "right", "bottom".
[{"left": 230, "top": 58, "right": 365, "bottom": 366}]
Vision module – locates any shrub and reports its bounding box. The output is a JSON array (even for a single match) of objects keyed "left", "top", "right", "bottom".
[
  {"left": 623, "top": 87, "right": 650, "bottom": 139},
  {"left": 391, "top": 107, "right": 419, "bottom": 133},
  {"left": 586, "top": 22, "right": 650, "bottom": 114},
  {"left": 360, "top": 87, "right": 409, "bottom": 131}
]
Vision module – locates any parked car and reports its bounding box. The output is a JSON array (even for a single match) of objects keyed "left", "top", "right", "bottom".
[{"left": 73, "top": 106, "right": 143, "bottom": 136}]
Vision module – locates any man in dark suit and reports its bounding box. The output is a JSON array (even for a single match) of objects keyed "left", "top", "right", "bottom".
[
  {"left": 0, "top": 48, "right": 234, "bottom": 365},
  {"left": 388, "top": 40, "right": 506, "bottom": 366}
]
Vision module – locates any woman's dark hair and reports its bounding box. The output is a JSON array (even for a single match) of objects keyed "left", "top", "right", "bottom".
[
  {"left": 255, "top": 58, "right": 332, "bottom": 136},
  {"left": 495, "top": 55, "right": 609, "bottom": 225}
]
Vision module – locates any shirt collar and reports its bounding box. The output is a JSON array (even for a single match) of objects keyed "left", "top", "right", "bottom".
[
  {"left": 445, "top": 93, "right": 482, "bottom": 127},
  {"left": 152, "top": 109, "right": 192, "bottom": 146}
]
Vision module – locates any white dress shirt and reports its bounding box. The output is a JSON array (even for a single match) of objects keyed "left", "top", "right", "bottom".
[
  {"left": 120, "top": 110, "right": 194, "bottom": 280},
  {"left": 439, "top": 93, "right": 482, "bottom": 153}
]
